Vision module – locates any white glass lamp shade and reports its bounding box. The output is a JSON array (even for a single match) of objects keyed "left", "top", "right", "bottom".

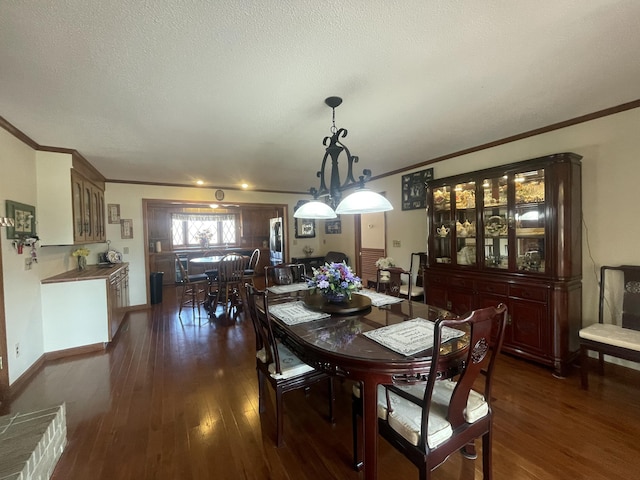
[
  {"left": 293, "top": 200, "right": 337, "bottom": 219},
  {"left": 335, "top": 189, "right": 393, "bottom": 215}
]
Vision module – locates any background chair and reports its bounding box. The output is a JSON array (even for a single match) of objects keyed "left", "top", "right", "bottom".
[
  {"left": 351, "top": 304, "right": 507, "bottom": 478},
  {"left": 215, "top": 253, "right": 246, "bottom": 317},
  {"left": 376, "top": 266, "right": 409, "bottom": 296},
  {"left": 245, "top": 284, "right": 335, "bottom": 447},
  {"left": 324, "top": 251, "right": 349, "bottom": 265},
  {"left": 398, "top": 252, "right": 425, "bottom": 301},
  {"left": 174, "top": 253, "right": 209, "bottom": 322},
  {"left": 264, "top": 263, "right": 307, "bottom": 287},
  {"left": 579, "top": 265, "right": 640, "bottom": 389},
  {"left": 244, "top": 248, "right": 261, "bottom": 285}
]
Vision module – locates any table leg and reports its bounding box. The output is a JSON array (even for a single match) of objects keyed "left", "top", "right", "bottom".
[{"left": 361, "top": 380, "right": 379, "bottom": 480}]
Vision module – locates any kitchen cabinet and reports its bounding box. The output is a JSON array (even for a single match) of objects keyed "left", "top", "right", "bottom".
[
  {"left": 37, "top": 150, "right": 106, "bottom": 245},
  {"left": 424, "top": 152, "right": 582, "bottom": 376},
  {"left": 41, "top": 264, "right": 130, "bottom": 352}
]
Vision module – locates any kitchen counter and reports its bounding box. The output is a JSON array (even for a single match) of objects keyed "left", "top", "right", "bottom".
[{"left": 41, "top": 263, "right": 128, "bottom": 284}]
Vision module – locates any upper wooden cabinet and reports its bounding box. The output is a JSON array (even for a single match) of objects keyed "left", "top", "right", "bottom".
[
  {"left": 37, "top": 150, "right": 106, "bottom": 245},
  {"left": 424, "top": 152, "right": 582, "bottom": 376}
]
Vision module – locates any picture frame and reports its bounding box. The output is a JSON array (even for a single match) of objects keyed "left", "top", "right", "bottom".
[
  {"left": 294, "top": 218, "right": 316, "bottom": 238},
  {"left": 402, "top": 168, "right": 434, "bottom": 210},
  {"left": 108, "top": 204, "right": 121, "bottom": 224},
  {"left": 5, "top": 200, "right": 36, "bottom": 239},
  {"left": 325, "top": 218, "right": 342, "bottom": 234},
  {"left": 120, "top": 219, "right": 133, "bottom": 239}
]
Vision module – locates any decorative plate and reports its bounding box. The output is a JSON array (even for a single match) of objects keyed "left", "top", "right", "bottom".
[
  {"left": 485, "top": 216, "right": 507, "bottom": 236},
  {"left": 106, "top": 250, "right": 122, "bottom": 264}
]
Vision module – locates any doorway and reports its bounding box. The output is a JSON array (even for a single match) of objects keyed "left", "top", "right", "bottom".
[
  {"left": 355, "top": 211, "right": 387, "bottom": 288},
  {"left": 0, "top": 234, "right": 9, "bottom": 402}
]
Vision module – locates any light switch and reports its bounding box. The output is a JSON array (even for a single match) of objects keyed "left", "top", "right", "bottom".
[
  {"left": 123, "top": 247, "right": 129, "bottom": 254},
  {"left": 393, "top": 240, "right": 401, "bottom": 247}
]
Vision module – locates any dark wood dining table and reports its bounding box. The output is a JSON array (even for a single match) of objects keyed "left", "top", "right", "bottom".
[{"left": 266, "top": 290, "right": 462, "bottom": 480}]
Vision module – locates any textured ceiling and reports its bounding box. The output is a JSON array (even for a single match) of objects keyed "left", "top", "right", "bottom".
[{"left": 1, "top": 1, "right": 639, "bottom": 194}]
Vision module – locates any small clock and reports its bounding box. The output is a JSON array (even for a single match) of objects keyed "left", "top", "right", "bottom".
[{"left": 215, "top": 189, "right": 225, "bottom": 201}]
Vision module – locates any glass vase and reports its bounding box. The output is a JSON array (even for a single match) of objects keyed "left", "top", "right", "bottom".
[{"left": 77, "top": 256, "right": 87, "bottom": 271}]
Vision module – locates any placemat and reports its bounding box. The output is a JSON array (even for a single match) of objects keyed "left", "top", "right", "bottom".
[
  {"left": 267, "top": 283, "right": 310, "bottom": 294},
  {"left": 269, "top": 301, "right": 331, "bottom": 325},
  {"left": 355, "top": 289, "right": 403, "bottom": 306},
  {"left": 363, "top": 317, "right": 465, "bottom": 356}
]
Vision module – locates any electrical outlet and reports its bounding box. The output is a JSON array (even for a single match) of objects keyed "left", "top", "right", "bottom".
[
  {"left": 393, "top": 240, "right": 401, "bottom": 247},
  {"left": 15, "top": 343, "right": 19, "bottom": 357}
]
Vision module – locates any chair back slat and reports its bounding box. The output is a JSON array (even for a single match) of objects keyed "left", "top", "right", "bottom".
[{"left": 218, "top": 254, "right": 245, "bottom": 283}]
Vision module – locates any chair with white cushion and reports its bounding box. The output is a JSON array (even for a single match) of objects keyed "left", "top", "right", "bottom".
[
  {"left": 399, "top": 252, "right": 425, "bottom": 301},
  {"left": 245, "top": 284, "right": 335, "bottom": 447},
  {"left": 351, "top": 303, "right": 507, "bottom": 478},
  {"left": 579, "top": 265, "right": 640, "bottom": 389}
]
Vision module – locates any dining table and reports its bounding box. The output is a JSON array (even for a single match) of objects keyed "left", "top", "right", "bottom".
[{"left": 264, "top": 288, "right": 464, "bottom": 480}]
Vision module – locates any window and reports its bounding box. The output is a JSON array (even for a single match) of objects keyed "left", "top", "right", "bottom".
[{"left": 171, "top": 213, "right": 237, "bottom": 248}]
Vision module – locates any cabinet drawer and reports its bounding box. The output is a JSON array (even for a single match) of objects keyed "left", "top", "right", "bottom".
[
  {"left": 509, "top": 285, "right": 548, "bottom": 302},
  {"left": 448, "top": 276, "right": 473, "bottom": 289},
  {"left": 426, "top": 273, "right": 448, "bottom": 285},
  {"left": 477, "top": 281, "right": 508, "bottom": 296}
]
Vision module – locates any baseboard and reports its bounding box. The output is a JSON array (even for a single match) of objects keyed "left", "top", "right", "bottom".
[
  {"left": 8, "top": 354, "right": 45, "bottom": 400},
  {"left": 43, "top": 342, "right": 106, "bottom": 362}
]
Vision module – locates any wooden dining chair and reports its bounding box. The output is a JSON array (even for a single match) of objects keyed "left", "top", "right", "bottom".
[
  {"left": 245, "top": 284, "right": 335, "bottom": 447},
  {"left": 264, "top": 263, "right": 307, "bottom": 287},
  {"left": 377, "top": 266, "right": 410, "bottom": 297},
  {"left": 351, "top": 304, "right": 508, "bottom": 479},
  {"left": 244, "top": 248, "right": 261, "bottom": 286},
  {"left": 398, "top": 253, "right": 425, "bottom": 301},
  {"left": 174, "top": 253, "right": 209, "bottom": 323},
  {"left": 215, "top": 253, "right": 246, "bottom": 317}
]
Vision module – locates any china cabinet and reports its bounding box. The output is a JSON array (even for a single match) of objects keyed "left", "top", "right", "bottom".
[{"left": 424, "top": 152, "right": 582, "bottom": 376}]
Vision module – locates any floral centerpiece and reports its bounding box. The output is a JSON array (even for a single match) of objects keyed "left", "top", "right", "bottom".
[
  {"left": 196, "top": 229, "right": 213, "bottom": 248},
  {"left": 308, "top": 262, "right": 361, "bottom": 303},
  {"left": 72, "top": 248, "right": 90, "bottom": 270},
  {"left": 375, "top": 257, "right": 395, "bottom": 269}
]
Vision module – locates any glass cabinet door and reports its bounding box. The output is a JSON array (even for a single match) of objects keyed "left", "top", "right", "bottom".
[
  {"left": 482, "top": 175, "right": 509, "bottom": 270},
  {"left": 514, "top": 169, "right": 546, "bottom": 273},
  {"left": 432, "top": 186, "right": 452, "bottom": 263},
  {"left": 454, "top": 181, "right": 477, "bottom": 266}
]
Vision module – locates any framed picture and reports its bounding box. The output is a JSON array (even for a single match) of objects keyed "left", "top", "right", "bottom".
[
  {"left": 402, "top": 168, "right": 434, "bottom": 210},
  {"left": 108, "top": 204, "right": 121, "bottom": 224},
  {"left": 5, "top": 200, "right": 36, "bottom": 239},
  {"left": 325, "top": 218, "right": 342, "bottom": 234},
  {"left": 120, "top": 219, "right": 133, "bottom": 239},
  {"left": 295, "top": 218, "right": 315, "bottom": 238}
]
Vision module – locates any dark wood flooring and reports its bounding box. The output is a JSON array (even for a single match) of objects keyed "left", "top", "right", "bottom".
[{"left": 3, "top": 284, "right": 640, "bottom": 479}]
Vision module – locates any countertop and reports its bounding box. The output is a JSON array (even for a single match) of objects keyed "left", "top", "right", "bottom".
[{"left": 41, "top": 263, "right": 129, "bottom": 284}]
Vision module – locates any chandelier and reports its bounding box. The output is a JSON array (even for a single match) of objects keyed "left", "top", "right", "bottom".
[{"left": 294, "top": 97, "right": 393, "bottom": 219}]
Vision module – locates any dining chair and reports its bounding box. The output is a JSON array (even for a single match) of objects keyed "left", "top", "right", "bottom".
[
  {"left": 351, "top": 303, "right": 508, "bottom": 479},
  {"left": 245, "top": 284, "right": 335, "bottom": 447},
  {"left": 244, "top": 248, "right": 261, "bottom": 285},
  {"left": 376, "top": 266, "right": 409, "bottom": 297},
  {"left": 264, "top": 263, "right": 307, "bottom": 287},
  {"left": 174, "top": 253, "right": 209, "bottom": 323},
  {"left": 398, "top": 252, "right": 425, "bottom": 301},
  {"left": 215, "top": 253, "right": 246, "bottom": 317}
]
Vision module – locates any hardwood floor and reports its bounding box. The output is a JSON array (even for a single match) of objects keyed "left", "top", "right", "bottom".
[{"left": 3, "top": 284, "right": 640, "bottom": 479}]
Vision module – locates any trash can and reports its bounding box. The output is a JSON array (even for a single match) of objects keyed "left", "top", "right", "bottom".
[{"left": 150, "top": 272, "right": 164, "bottom": 304}]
